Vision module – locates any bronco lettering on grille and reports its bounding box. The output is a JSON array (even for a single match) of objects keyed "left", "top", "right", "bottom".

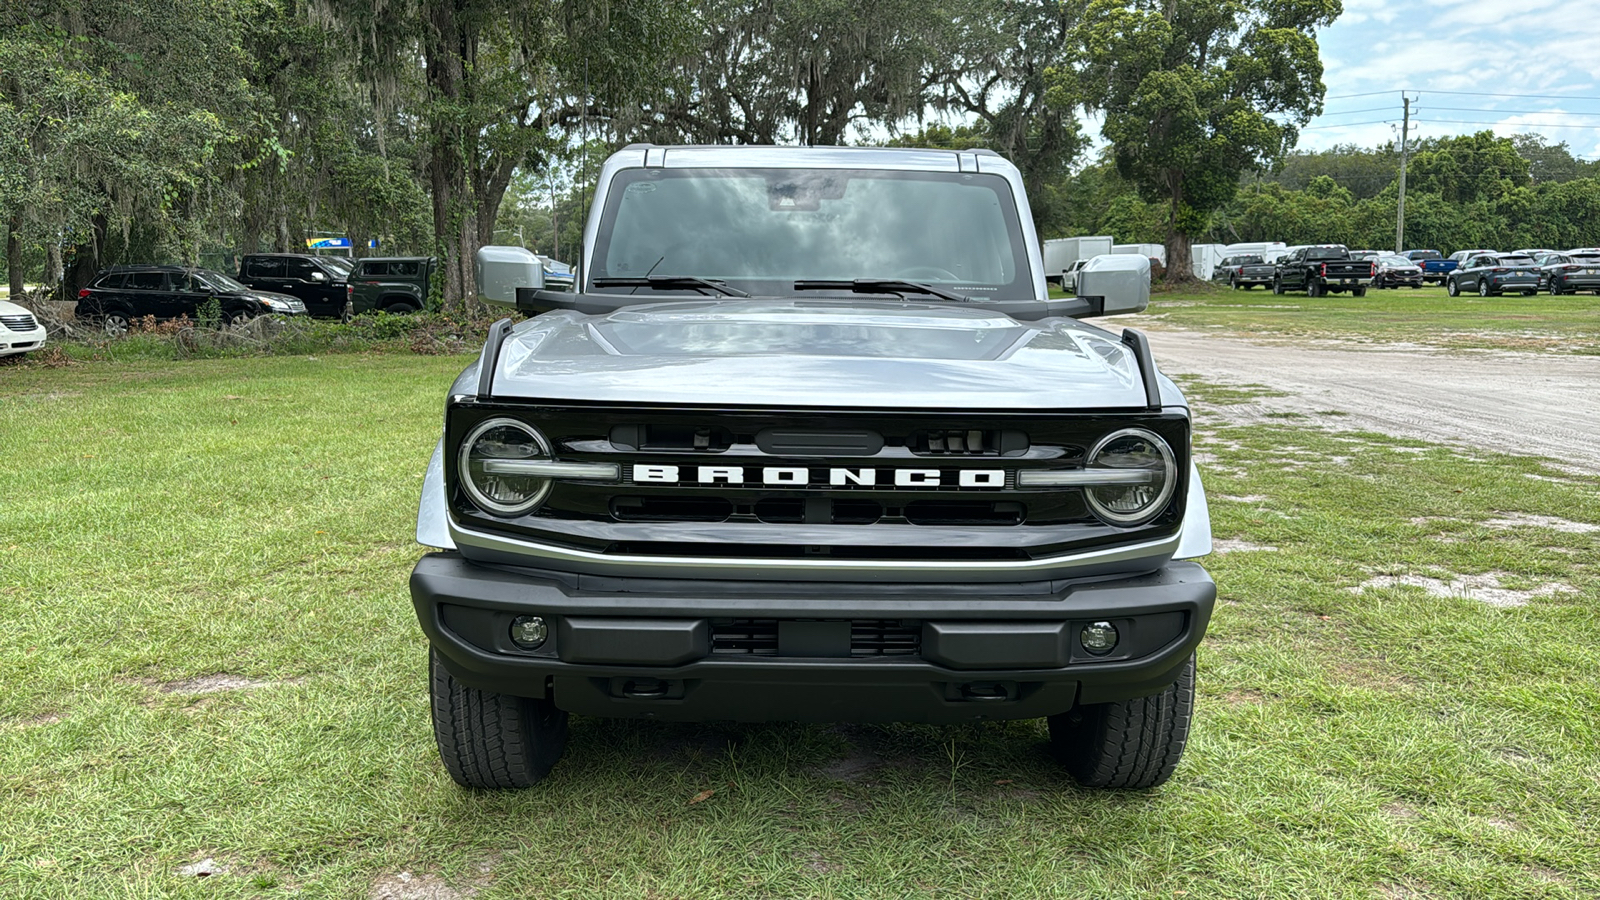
[{"left": 629, "top": 464, "right": 1007, "bottom": 488}]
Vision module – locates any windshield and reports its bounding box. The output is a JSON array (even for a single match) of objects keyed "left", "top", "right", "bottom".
[
  {"left": 321, "top": 256, "right": 354, "bottom": 274},
  {"left": 1408, "top": 250, "right": 1441, "bottom": 260},
  {"left": 590, "top": 167, "right": 1031, "bottom": 300},
  {"left": 200, "top": 270, "right": 250, "bottom": 292},
  {"left": 1305, "top": 248, "right": 1347, "bottom": 260},
  {"left": 1501, "top": 256, "right": 1536, "bottom": 266},
  {"left": 1379, "top": 256, "right": 1410, "bottom": 266}
]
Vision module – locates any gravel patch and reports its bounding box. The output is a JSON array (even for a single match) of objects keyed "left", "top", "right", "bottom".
[
  {"left": 1353, "top": 573, "right": 1576, "bottom": 608},
  {"left": 371, "top": 872, "right": 471, "bottom": 900},
  {"left": 1212, "top": 540, "right": 1279, "bottom": 554},
  {"left": 176, "top": 858, "right": 228, "bottom": 878},
  {"left": 1481, "top": 513, "right": 1599, "bottom": 534},
  {"left": 158, "top": 675, "right": 281, "bottom": 694},
  {"left": 1136, "top": 329, "right": 1600, "bottom": 474}
]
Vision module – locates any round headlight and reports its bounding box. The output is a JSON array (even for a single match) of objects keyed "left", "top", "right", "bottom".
[
  {"left": 458, "top": 418, "right": 554, "bottom": 516},
  {"left": 1084, "top": 428, "right": 1176, "bottom": 526}
]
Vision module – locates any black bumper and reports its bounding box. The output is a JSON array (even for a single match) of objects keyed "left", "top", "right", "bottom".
[{"left": 411, "top": 553, "right": 1215, "bottom": 725}]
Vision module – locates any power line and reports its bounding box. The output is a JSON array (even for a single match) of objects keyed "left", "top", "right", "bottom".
[
  {"left": 1419, "top": 118, "right": 1600, "bottom": 130},
  {"left": 1302, "top": 119, "right": 1396, "bottom": 130},
  {"left": 1419, "top": 88, "right": 1600, "bottom": 103},
  {"left": 1316, "top": 105, "right": 1401, "bottom": 117},
  {"left": 1427, "top": 106, "right": 1600, "bottom": 118},
  {"left": 1324, "top": 90, "right": 1402, "bottom": 100}
]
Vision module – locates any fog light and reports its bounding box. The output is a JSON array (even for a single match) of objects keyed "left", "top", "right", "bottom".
[
  {"left": 510, "top": 615, "right": 548, "bottom": 650},
  {"left": 1080, "top": 621, "right": 1119, "bottom": 655}
]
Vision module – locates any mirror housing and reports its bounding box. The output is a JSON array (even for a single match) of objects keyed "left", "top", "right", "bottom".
[
  {"left": 309, "top": 270, "right": 328, "bottom": 283},
  {"left": 1072, "top": 254, "right": 1150, "bottom": 317},
  {"left": 475, "top": 245, "right": 544, "bottom": 308}
]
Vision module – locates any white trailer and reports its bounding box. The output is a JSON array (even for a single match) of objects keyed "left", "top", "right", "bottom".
[
  {"left": 1042, "top": 236, "right": 1114, "bottom": 285},
  {"left": 1112, "top": 243, "right": 1167, "bottom": 266},
  {"left": 1222, "top": 241, "right": 1289, "bottom": 263},
  {"left": 1190, "top": 243, "right": 1226, "bottom": 280}
]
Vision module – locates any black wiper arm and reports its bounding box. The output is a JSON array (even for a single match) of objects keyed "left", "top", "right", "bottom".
[
  {"left": 792, "top": 279, "right": 971, "bottom": 303},
  {"left": 590, "top": 276, "right": 749, "bottom": 297}
]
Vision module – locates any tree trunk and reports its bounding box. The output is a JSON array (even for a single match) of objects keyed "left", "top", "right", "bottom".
[
  {"left": 425, "top": 0, "right": 477, "bottom": 311},
  {"left": 45, "top": 240, "right": 63, "bottom": 299},
  {"left": 1163, "top": 172, "right": 1195, "bottom": 283},
  {"left": 6, "top": 214, "right": 22, "bottom": 299},
  {"left": 64, "top": 213, "right": 109, "bottom": 299}
]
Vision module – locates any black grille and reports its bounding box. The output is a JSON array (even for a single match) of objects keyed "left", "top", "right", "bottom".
[
  {"left": 1, "top": 315, "right": 37, "bottom": 332},
  {"left": 709, "top": 619, "right": 921, "bottom": 657}
]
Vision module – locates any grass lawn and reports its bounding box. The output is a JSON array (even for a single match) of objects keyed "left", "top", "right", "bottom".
[
  {"left": 1051, "top": 281, "right": 1600, "bottom": 354},
  {"left": 2, "top": 355, "right": 1598, "bottom": 898}
]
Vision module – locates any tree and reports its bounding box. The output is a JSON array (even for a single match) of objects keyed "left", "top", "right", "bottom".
[
  {"left": 314, "top": 0, "right": 688, "bottom": 310},
  {"left": 1066, "top": 0, "right": 1341, "bottom": 280}
]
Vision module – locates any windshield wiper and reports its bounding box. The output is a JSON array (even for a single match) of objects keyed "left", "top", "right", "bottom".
[
  {"left": 792, "top": 279, "right": 972, "bottom": 303},
  {"left": 590, "top": 276, "right": 749, "bottom": 297}
]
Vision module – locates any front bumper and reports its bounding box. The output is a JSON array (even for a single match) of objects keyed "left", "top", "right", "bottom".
[
  {"left": 411, "top": 552, "right": 1215, "bottom": 724},
  {"left": 0, "top": 325, "right": 47, "bottom": 356}
]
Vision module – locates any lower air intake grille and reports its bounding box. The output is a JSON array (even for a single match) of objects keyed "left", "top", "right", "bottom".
[{"left": 709, "top": 619, "right": 921, "bottom": 657}]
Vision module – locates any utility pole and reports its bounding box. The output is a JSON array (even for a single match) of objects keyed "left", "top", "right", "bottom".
[{"left": 1395, "top": 93, "right": 1411, "bottom": 253}]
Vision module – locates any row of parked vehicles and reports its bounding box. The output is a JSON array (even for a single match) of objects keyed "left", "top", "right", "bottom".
[
  {"left": 73, "top": 251, "right": 574, "bottom": 335},
  {"left": 1210, "top": 245, "right": 1600, "bottom": 297}
]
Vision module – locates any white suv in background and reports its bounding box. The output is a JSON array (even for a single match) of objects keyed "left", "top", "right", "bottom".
[{"left": 0, "top": 299, "right": 47, "bottom": 357}]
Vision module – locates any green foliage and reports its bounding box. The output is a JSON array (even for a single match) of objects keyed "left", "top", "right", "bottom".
[
  {"left": 197, "top": 296, "right": 222, "bottom": 330},
  {"left": 1065, "top": 0, "right": 1341, "bottom": 273}
]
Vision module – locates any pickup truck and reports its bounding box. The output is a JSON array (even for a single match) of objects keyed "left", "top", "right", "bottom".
[
  {"left": 346, "top": 256, "right": 436, "bottom": 315},
  {"left": 1273, "top": 245, "right": 1374, "bottom": 296},
  {"left": 1213, "top": 254, "right": 1275, "bottom": 290},
  {"left": 1401, "top": 250, "right": 1455, "bottom": 284},
  {"left": 410, "top": 145, "right": 1215, "bottom": 792}
]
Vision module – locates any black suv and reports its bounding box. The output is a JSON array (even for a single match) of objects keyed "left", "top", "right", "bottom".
[
  {"left": 75, "top": 265, "right": 307, "bottom": 335},
  {"left": 237, "top": 254, "right": 354, "bottom": 320}
]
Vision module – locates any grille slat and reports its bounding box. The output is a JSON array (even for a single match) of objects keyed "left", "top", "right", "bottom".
[
  {"left": 710, "top": 619, "right": 921, "bottom": 657},
  {"left": 1, "top": 314, "right": 38, "bottom": 332}
]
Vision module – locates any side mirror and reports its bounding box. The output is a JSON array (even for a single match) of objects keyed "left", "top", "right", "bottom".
[
  {"left": 475, "top": 245, "right": 544, "bottom": 308},
  {"left": 309, "top": 270, "right": 328, "bottom": 283},
  {"left": 1072, "top": 254, "right": 1150, "bottom": 317}
]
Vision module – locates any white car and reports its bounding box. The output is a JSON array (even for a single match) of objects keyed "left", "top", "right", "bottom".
[
  {"left": 0, "top": 298, "right": 47, "bottom": 357},
  {"left": 1063, "top": 258, "right": 1091, "bottom": 292}
]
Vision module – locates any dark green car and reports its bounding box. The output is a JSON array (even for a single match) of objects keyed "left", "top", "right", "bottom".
[{"left": 347, "top": 257, "right": 436, "bottom": 315}]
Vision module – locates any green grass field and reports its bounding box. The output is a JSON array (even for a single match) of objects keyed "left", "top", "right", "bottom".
[
  {"left": 1051, "top": 281, "right": 1600, "bottom": 354},
  {"left": 3, "top": 356, "right": 1597, "bottom": 898}
]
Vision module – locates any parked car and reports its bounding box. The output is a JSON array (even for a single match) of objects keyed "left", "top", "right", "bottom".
[
  {"left": 1446, "top": 249, "right": 1497, "bottom": 272},
  {"left": 1445, "top": 253, "right": 1540, "bottom": 297},
  {"left": 1062, "top": 257, "right": 1091, "bottom": 292},
  {"left": 537, "top": 255, "right": 575, "bottom": 292},
  {"left": 1372, "top": 255, "right": 1424, "bottom": 289},
  {"left": 76, "top": 265, "right": 307, "bottom": 335},
  {"left": 414, "top": 144, "right": 1213, "bottom": 792},
  {"left": 1211, "top": 254, "right": 1274, "bottom": 289},
  {"left": 1348, "top": 249, "right": 1381, "bottom": 261},
  {"left": 1538, "top": 250, "right": 1600, "bottom": 295},
  {"left": 0, "top": 298, "right": 48, "bottom": 357},
  {"left": 237, "top": 253, "right": 353, "bottom": 320},
  {"left": 346, "top": 257, "right": 436, "bottom": 315},
  {"left": 1273, "top": 245, "right": 1374, "bottom": 296},
  {"left": 1401, "top": 249, "right": 1455, "bottom": 284}
]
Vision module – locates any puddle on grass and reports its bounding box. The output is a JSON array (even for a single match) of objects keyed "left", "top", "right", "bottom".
[
  {"left": 1481, "top": 512, "right": 1600, "bottom": 534},
  {"left": 1352, "top": 573, "right": 1576, "bottom": 608}
]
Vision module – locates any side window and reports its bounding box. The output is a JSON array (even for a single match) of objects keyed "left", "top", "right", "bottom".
[
  {"left": 360, "top": 261, "right": 388, "bottom": 278},
  {"left": 251, "top": 258, "right": 286, "bottom": 279},
  {"left": 393, "top": 261, "right": 418, "bottom": 277},
  {"left": 97, "top": 273, "right": 127, "bottom": 289},
  {"left": 126, "top": 272, "right": 168, "bottom": 290},
  {"left": 286, "top": 259, "right": 316, "bottom": 281}
]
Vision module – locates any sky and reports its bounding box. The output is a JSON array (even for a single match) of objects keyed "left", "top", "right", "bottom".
[{"left": 1301, "top": 0, "right": 1600, "bottom": 157}]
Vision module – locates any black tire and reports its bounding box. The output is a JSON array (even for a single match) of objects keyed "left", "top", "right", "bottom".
[
  {"left": 1230, "top": 277, "right": 1240, "bottom": 291},
  {"left": 430, "top": 649, "right": 568, "bottom": 789},
  {"left": 1050, "top": 653, "right": 1195, "bottom": 790},
  {"left": 1272, "top": 278, "right": 1284, "bottom": 295},
  {"left": 385, "top": 301, "right": 421, "bottom": 314},
  {"left": 1352, "top": 286, "right": 1368, "bottom": 297},
  {"left": 1446, "top": 278, "right": 1459, "bottom": 297},
  {"left": 1479, "top": 280, "right": 1492, "bottom": 298},
  {"left": 340, "top": 300, "right": 355, "bottom": 323},
  {"left": 226, "top": 307, "right": 255, "bottom": 327},
  {"left": 1307, "top": 281, "right": 1322, "bottom": 298},
  {"left": 102, "top": 310, "right": 132, "bottom": 336}
]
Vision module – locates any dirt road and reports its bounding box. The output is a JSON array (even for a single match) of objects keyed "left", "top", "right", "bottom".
[{"left": 1135, "top": 329, "right": 1600, "bottom": 474}]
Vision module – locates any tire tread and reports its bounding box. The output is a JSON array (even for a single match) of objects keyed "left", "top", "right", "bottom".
[
  {"left": 1050, "top": 654, "right": 1195, "bottom": 790},
  {"left": 430, "top": 649, "right": 566, "bottom": 789}
]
